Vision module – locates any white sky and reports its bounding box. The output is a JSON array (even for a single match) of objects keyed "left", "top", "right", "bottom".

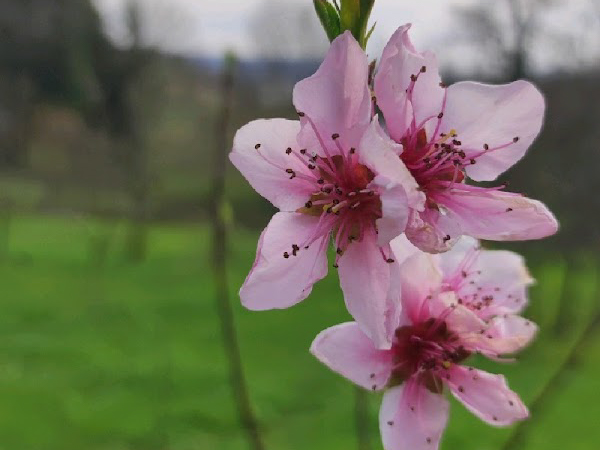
[
  {"left": 92, "top": 0, "right": 478, "bottom": 56},
  {"left": 91, "top": 0, "right": 598, "bottom": 73}
]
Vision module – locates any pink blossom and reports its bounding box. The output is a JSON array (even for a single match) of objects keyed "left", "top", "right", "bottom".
[
  {"left": 230, "top": 32, "right": 424, "bottom": 348},
  {"left": 374, "top": 24, "right": 558, "bottom": 253},
  {"left": 311, "top": 239, "right": 535, "bottom": 450},
  {"left": 438, "top": 236, "right": 535, "bottom": 321}
]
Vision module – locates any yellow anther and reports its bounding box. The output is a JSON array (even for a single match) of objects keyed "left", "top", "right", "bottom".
[
  {"left": 330, "top": 201, "right": 347, "bottom": 213},
  {"left": 438, "top": 129, "right": 457, "bottom": 144}
]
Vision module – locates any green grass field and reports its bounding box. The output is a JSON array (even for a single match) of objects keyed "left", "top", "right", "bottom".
[{"left": 0, "top": 214, "right": 598, "bottom": 450}]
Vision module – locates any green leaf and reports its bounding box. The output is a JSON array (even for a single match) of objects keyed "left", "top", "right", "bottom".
[
  {"left": 313, "top": 0, "right": 341, "bottom": 42},
  {"left": 364, "top": 20, "right": 376, "bottom": 47}
]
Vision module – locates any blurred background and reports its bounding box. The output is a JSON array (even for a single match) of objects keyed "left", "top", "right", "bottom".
[{"left": 0, "top": 0, "right": 599, "bottom": 449}]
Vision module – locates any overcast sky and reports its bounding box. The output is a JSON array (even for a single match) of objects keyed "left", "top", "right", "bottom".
[
  {"left": 92, "top": 0, "right": 481, "bottom": 55},
  {"left": 92, "top": 0, "right": 598, "bottom": 73}
]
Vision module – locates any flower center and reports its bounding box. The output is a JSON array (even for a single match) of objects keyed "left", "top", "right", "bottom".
[
  {"left": 390, "top": 317, "right": 469, "bottom": 390},
  {"left": 270, "top": 113, "right": 392, "bottom": 267},
  {"left": 394, "top": 69, "right": 521, "bottom": 206},
  {"left": 294, "top": 153, "right": 383, "bottom": 263},
  {"left": 400, "top": 128, "right": 469, "bottom": 198}
]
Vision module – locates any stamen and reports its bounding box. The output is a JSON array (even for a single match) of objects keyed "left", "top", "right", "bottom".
[
  {"left": 379, "top": 247, "right": 395, "bottom": 263},
  {"left": 330, "top": 200, "right": 348, "bottom": 213},
  {"left": 302, "top": 115, "right": 337, "bottom": 171}
]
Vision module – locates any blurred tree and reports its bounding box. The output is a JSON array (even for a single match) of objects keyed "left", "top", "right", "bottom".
[
  {"left": 248, "top": 0, "right": 327, "bottom": 108},
  {"left": 250, "top": 0, "right": 327, "bottom": 60},
  {"left": 0, "top": 0, "right": 108, "bottom": 167},
  {"left": 118, "top": 0, "right": 153, "bottom": 263},
  {"left": 452, "top": 1, "right": 600, "bottom": 252},
  {"left": 102, "top": 0, "right": 205, "bottom": 263},
  {"left": 455, "top": 0, "right": 600, "bottom": 80},
  {"left": 120, "top": 0, "right": 200, "bottom": 54},
  {"left": 455, "top": 0, "right": 557, "bottom": 80}
]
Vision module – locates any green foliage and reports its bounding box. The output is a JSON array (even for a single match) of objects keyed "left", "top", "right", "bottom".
[
  {"left": 0, "top": 214, "right": 598, "bottom": 449},
  {"left": 312, "top": 0, "right": 376, "bottom": 48}
]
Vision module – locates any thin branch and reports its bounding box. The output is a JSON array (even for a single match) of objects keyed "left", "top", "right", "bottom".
[{"left": 211, "top": 54, "right": 265, "bottom": 450}]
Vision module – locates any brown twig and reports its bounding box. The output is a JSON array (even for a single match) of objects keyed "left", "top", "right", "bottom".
[{"left": 211, "top": 53, "right": 265, "bottom": 450}]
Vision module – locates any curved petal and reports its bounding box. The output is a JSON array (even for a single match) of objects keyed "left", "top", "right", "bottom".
[
  {"left": 405, "top": 207, "right": 462, "bottom": 253},
  {"left": 431, "top": 299, "right": 488, "bottom": 338},
  {"left": 386, "top": 249, "right": 405, "bottom": 332},
  {"left": 230, "top": 119, "right": 315, "bottom": 210},
  {"left": 379, "top": 379, "right": 449, "bottom": 450},
  {"left": 461, "top": 316, "right": 536, "bottom": 357},
  {"left": 376, "top": 185, "right": 410, "bottom": 246},
  {"left": 433, "top": 298, "right": 535, "bottom": 357},
  {"left": 359, "top": 119, "right": 425, "bottom": 213},
  {"left": 338, "top": 228, "right": 395, "bottom": 349},
  {"left": 397, "top": 252, "right": 442, "bottom": 324},
  {"left": 437, "top": 235, "right": 480, "bottom": 279},
  {"left": 375, "top": 24, "right": 444, "bottom": 142},
  {"left": 439, "top": 238, "right": 534, "bottom": 317},
  {"left": 439, "top": 80, "right": 545, "bottom": 181},
  {"left": 458, "top": 251, "right": 533, "bottom": 318},
  {"left": 310, "top": 322, "right": 394, "bottom": 390},
  {"left": 293, "top": 31, "right": 371, "bottom": 155},
  {"left": 437, "top": 187, "right": 558, "bottom": 241},
  {"left": 446, "top": 366, "right": 528, "bottom": 426},
  {"left": 485, "top": 315, "right": 538, "bottom": 352},
  {"left": 240, "top": 212, "right": 328, "bottom": 310},
  {"left": 389, "top": 234, "right": 420, "bottom": 267}
]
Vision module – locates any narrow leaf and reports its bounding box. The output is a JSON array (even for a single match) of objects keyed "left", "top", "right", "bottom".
[
  {"left": 364, "top": 21, "right": 376, "bottom": 47},
  {"left": 313, "top": 0, "right": 341, "bottom": 42}
]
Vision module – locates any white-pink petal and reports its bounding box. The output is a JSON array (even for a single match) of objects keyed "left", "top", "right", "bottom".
[
  {"left": 359, "top": 119, "right": 425, "bottom": 217},
  {"left": 293, "top": 31, "right": 371, "bottom": 154},
  {"left": 432, "top": 299, "right": 487, "bottom": 338},
  {"left": 405, "top": 207, "right": 462, "bottom": 253},
  {"left": 375, "top": 24, "right": 445, "bottom": 142},
  {"left": 439, "top": 237, "right": 534, "bottom": 317},
  {"left": 379, "top": 379, "right": 449, "bottom": 450},
  {"left": 338, "top": 228, "right": 396, "bottom": 349},
  {"left": 439, "top": 80, "right": 545, "bottom": 182},
  {"left": 446, "top": 366, "right": 529, "bottom": 426},
  {"left": 377, "top": 185, "right": 411, "bottom": 246},
  {"left": 310, "top": 322, "right": 394, "bottom": 391},
  {"left": 436, "top": 235, "right": 480, "bottom": 280},
  {"left": 239, "top": 212, "right": 328, "bottom": 310},
  {"left": 230, "top": 118, "right": 315, "bottom": 211},
  {"left": 485, "top": 315, "right": 538, "bottom": 352},
  {"left": 438, "top": 188, "right": 558, "bottom": 241},
  {"left": 389, "top": 234, "right": 421, "bottom": 267},
  {"left": 397, "top": 252, "right": 442, "bottom": 324}
]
